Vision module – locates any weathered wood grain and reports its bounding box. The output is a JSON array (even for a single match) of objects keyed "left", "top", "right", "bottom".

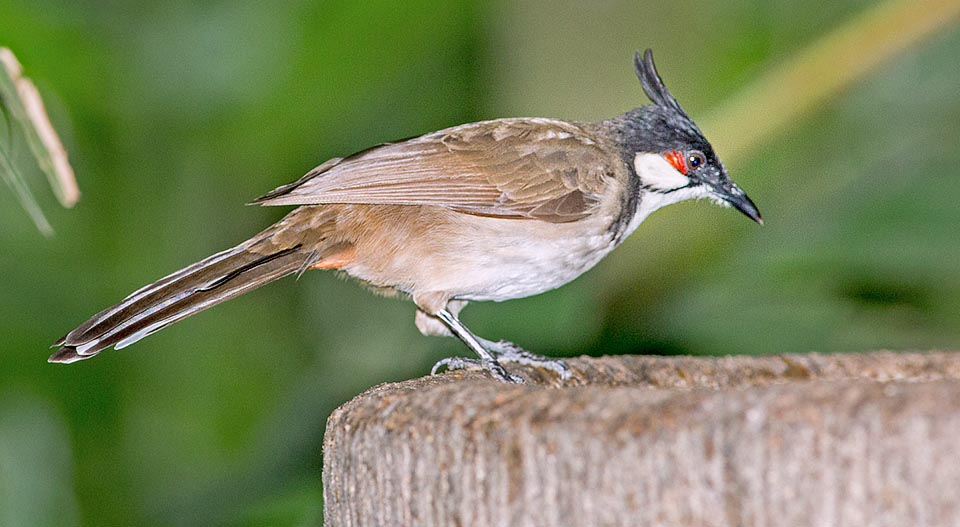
[{"left": 324, "top": 352, "right": 960, "bottom": 527}]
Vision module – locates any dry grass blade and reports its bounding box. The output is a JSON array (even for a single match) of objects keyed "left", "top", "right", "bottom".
[
  {"left": 0, "top": 47, "right": 80, "bottom": 236},
  {"left": 0, "top": 142, "right": 54, "bottom": 236}
]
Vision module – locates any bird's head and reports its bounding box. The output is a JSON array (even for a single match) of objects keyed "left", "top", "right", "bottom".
[{"left": 619, "top": 49, "right": 761, "bottom": 225}]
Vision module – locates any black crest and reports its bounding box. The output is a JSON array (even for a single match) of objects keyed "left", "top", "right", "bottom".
[{"left": 634, "top": 49, "right": 690, "bottom": 120}]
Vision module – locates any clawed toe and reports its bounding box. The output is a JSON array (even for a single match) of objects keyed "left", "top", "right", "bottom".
[
  {"left": 430, "top": 356, "right": 478, "bottom": 375},
  {"left": 485, "top": 340, "right": 572, "bottom": 381},
  {"left": 431, "top": 340, "right": 571, "bottom": 382},
  {"left": 431, "top": 356, "right": 525, "bottom": 383},
  {"left": 485, "top": 360, "right": 525, "bottom": 383}
]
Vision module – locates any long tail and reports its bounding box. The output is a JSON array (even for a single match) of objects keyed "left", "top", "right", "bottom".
[{"left": 49, "top": 236, "right": 316, "bottom": 364}]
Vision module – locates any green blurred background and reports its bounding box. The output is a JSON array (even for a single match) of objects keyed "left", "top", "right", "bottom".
[{"left": 1, "top": 0, "right": 958, "bottom": 525}]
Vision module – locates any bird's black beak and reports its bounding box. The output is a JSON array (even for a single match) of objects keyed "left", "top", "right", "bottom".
[{"left": 714, "top": 183, "right": 763, "bottom": 225}]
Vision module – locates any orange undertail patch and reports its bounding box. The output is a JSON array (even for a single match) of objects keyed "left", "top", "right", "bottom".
[{"left": 310, "top": 245, "right": 357, "bottom": 270}]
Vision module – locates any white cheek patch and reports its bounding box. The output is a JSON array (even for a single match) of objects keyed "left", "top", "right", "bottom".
[{"left": 633, "top": 152, "right": 690, "bottom": 192}]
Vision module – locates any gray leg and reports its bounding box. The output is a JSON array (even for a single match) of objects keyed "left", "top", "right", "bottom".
[
  {"left": 432, "top": 309, "right": 524, "bottom": 384},
  {"left": 430, "top": 309, "right": 571, "bottom": 382}
]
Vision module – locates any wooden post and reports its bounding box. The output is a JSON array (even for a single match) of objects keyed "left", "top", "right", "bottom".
[{"left": 323, "top": 352, "right": 960, "bottom": 526}]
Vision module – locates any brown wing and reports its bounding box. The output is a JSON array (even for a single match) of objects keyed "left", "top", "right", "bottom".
[{"left": 252, "top": 118, "right": 615, "bottom": 222}]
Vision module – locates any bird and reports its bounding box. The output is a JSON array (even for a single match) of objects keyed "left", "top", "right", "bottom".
[{"left": 50, "top": 49, "right": 761, "bottom": 383}]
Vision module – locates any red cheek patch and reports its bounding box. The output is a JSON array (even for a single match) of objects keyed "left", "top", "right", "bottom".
[{"left": 664, "top": 150, "right": 688, "bottom": 174}]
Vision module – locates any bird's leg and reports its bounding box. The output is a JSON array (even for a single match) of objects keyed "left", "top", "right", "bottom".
[
  {"left": 429, "top": 309, "right": 571, "bottom": 382},
  {"left": 477, "top": 338, "right": 571, "bottom": 381},
  {"left": 431, "top": 309, "right": 524, "bottom": 384}
]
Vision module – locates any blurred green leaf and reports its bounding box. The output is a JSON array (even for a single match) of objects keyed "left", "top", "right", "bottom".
[{"left": 0, "top": 392, "right": 80, "bottom": 527}]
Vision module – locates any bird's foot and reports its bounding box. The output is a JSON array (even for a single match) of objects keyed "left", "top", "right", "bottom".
[
  {"left": 431, "top": 340, "right": 570, "bottom": 382},
  {"left": 482, "top": 339, "right": 571, "bottom": 381},
  {"left": 431, "top": 356, "right": 524, "bottom": 384}
]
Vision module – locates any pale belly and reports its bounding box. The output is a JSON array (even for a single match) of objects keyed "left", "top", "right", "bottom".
[
  {"left": 442, "top": 219, "right": 617, "bottom": 302},
  {"left": 340, "top": 206, "right": 620, "bottom": 303}
]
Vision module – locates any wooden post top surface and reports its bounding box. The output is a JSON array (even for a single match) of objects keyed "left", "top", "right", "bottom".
[{"left": 324, "top": 352, "right": 960, "bottom": 527}]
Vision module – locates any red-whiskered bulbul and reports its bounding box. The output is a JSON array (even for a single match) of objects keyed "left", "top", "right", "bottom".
[{"left": 51, "top": 49, "right": 761, "bottom": 383}]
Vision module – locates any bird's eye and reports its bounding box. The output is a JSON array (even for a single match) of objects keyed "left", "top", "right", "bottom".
[{"left": 688, "top": 151, "right": 705, "bottom": 170}]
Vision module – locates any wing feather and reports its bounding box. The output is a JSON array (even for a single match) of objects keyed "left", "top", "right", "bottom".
[{"left": 253, "top": 118, "right": 615, "bottom": 222}]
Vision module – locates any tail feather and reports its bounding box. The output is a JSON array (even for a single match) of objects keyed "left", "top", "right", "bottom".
[
  {"left": 50, "top": 242, "right": 307, "bottom": 363},
  {"left": 53, "top": 246, "right": 247, "bottom": 346}
]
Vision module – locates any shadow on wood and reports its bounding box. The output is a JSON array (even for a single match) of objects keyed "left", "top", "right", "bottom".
[{"left": 323, "top": 352, "right": 960, "bottom": 527}]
